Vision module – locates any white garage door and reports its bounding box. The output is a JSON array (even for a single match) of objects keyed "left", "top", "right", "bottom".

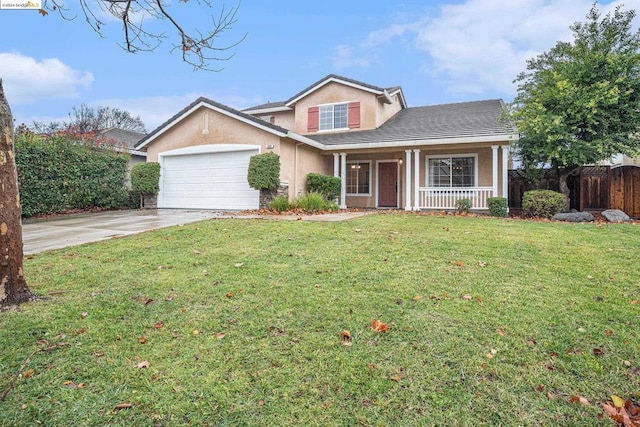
[{"left": 158, "top": 145, "right": 260, "bottom": 210}]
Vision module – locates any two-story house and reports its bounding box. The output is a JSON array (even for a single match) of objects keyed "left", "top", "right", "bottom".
[{"left": 135, "top": 74, "right": 518, "bottom": 211}]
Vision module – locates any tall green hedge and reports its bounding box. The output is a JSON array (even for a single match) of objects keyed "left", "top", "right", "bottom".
[
  {"left": 15, "top": 133, "right": 130, "bottom": 217},
  {"left": 247, "top": 152, "right": 280, "bottom": 191}
]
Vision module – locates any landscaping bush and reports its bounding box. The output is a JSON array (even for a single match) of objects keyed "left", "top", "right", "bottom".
[
  {"left": 306, "top": 173, "right": 341, "bottom": 201},
  {"left": 268, "top": 195, "right": 291, "bottom": 212},
  {"left": 456, "top": 198, "right": 472, "bottom": 213},
  {"left": 131, "top": 162, "right": 161, "bottom": 195},
  {"left": 15, "top": 132, "right": 130, "bottom": 217},
  {"left": 131, "top": 162, "right": 161, "bottom": 208},
  {"left": 247, "top": 152, "right": 280, "bottom": 191},
  {"left": 522, "top": 190, "right": 565, "bottom": 218},
  {"left": 293, "top": 192, "right": 338, "bottom": 213},
  {"left": 487, "top": 197, "right": 508, "bottom": 217}
]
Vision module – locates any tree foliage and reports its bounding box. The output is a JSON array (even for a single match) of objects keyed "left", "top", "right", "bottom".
[
  {"left": 510, "top": 4, "right": 640, "bottom": 194},
  {"left": 42, "top": 0, "right": 246, "bottom": 71}
]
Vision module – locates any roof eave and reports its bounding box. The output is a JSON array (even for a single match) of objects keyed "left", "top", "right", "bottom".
[
  {"left": 136, "top": 100, "right": 288, "bottom": 150},
  {"left": 243, "top": 106, "right": 292, "bottom": 115},
  {"left": 285, "top": 76, "right": 386, "bottom": 107},
  {"left": 322, "top": 133, "right": 519, "bottom": 151}
]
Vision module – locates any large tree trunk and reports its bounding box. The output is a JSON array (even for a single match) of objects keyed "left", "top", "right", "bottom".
[
  {"left": 0, "top": 79, "right": 34, "bottom": 306},
  {"left": 558, "top": 166, "right": 581, "bottom": 212}
]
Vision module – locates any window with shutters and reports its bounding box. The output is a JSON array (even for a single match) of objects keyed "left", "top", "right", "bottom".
[{"left": 319, "top": 103, "right": 348, "bottom": 130}]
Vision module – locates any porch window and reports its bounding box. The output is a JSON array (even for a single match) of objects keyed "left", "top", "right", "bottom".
[
  {"left": 346, "top": 161, "right": 370, "bottom": 195},
  {"left": 428, "top": 156, "right": 475, "bottom": 187},
  {"left": 319, "top": 103, "right": 348, "bottom": 130}
]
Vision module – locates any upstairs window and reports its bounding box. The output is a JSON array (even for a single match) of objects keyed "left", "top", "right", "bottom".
[{"left": 319, "top": 103, "right": 348, "bottom": 131}]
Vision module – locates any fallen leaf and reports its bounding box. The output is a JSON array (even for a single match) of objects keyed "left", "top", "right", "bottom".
[
  {"left": 367, "top": 363, "right": 377, "bottom": 369},
  {"left": 569, "top": 396, "right": 591, "bottom": 406},
  {"left": 165, "top": 295, "right": 174, "bottom": 301},
  {"left": 153, "top": 322, "right": 164, "bottom": 329},
  {"left": 340, "top": 330, "right": 352, "bottom": 346},
  {"left": 135, "top": 361, "right": 150, "bottom": 369},
  {"left": 632, "top": 300, "right": 638, "bottom": 305},
  {"left": 114, "top": 402, "right": 133, "bottom": 411},
  {"left": 497, "top": 329, "right": 506, "bottom": 336},
  {"left": 624, "top": 360, "right": 632, "bottom": 367},
  {"left": 216, "top": 332, "right": 226, "bottom": 339},
  {"left": 536, "top": 384, "right": 545, "bottom": 392},
  {"left": 412, "top": 295, "right": 421, "bottom": 302},
  {"left": 234, "top": 262, "right": 244, "bottom": 268},
  {"left": 226, "top": 292, "right": 233, "bottom": 299},
  {"left": 193, "top": 250, "right": 201, "bottom": 255},
  {"left": 605, "top": 329, "right": 613, "bottom": 336},
  {"left": 486, "top": 352, "right": 495, "bottom": 359},
  {"left": 612, "top": 395, "right": 625, "bottom": 408},
  {"left": 22, "top": 369, "right": 35, "bottom": 378},
  {"left": 462, "top": 294, "right": 472, "bottom": 300},
  {"left": 478, "top": 261, "right": 488, "bottom": 267},
  {"left": 138, "top": 336, "right": 147, "bottom": 344},
  {"left": 81, "top": 312, "right": 88, "bottom": 318},
  {"left": 38, "top": 8, "right": 48, "bottom": 16},
  {"left": 455, "top": 260, "right": 464, "bottom": 267},
  {"left": 354, "top": 229, "right": 362, "bottom": 233},
  {"left": 370, "top": 319, "right": 388, "bottom": 333},
  {"left": 192, "top": 330, "right": 199, "bottom": 336},
  {"left": 592, "top": 348, "right": 604, "bottom": 356}
]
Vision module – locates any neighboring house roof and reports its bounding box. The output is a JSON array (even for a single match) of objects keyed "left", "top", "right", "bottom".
[
  {"left": 308, "top": 100, "right": 517, "bottom": 149},
  {"left": 243, "top": 74, "right": 407, "bottom": 114},
  {"left": 97, "top": 127, "right": 147, "bottom": 157},
  {"left": 135, "top": 97, "right": 325, "bottom": 151}
]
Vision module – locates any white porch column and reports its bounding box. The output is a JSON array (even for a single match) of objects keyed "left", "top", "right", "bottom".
[
  {"left": 404, "top": 149, "right": 412, "bottom": 211},
  {"left": 333, "top": 153, "right": 339, "bottom": 177},
  {"left": 339, "top": 153, "right": 347, "bottom": 209},
  {"left": 413, "top": 149, "right": 420, "bottom": 211},
  {"left": 501, "top": 145, "right": 510, "bottom": 199},
  {"left": 491, "top": 145, "right": 499, "bottom": 198}
]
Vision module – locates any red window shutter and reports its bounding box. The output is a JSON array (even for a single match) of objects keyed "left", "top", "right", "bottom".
[
  {"left": 269, "top": 116, "right": 275, "bottom": 124},
  {"left": 348, "top": 102, "right": 360, "bottom": 129},
  {"left": 308, "top": 107, "right": 319, "bottom": 132}
]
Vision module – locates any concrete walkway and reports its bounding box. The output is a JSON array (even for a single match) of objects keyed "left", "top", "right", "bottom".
[{"left": 22, "top": 209, "right": 370, "bottom": 255}]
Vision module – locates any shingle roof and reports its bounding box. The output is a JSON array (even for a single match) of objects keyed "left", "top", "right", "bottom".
[
  {"left": 308, "top": 99, "right": 516, "bottom": 146},
  {"left": 97, "top": 128, "right": 145, "bottom": 149},
  {"left": 136, "top": 97, "right": 289, "bottom": 149},
  {"left": 243, "top": 74, "right": 405, "bottom": 112}
]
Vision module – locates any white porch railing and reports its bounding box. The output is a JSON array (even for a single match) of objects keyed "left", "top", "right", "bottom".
[{"left": 418, "top": 187, "right": 494, "bottom": 210}]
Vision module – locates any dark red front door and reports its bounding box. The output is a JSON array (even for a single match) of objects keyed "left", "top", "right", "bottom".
[{"left": 378, "top": 162, "right": 398, "bottom": 207}]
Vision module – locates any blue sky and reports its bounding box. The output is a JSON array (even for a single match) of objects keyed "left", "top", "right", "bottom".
[{"left": 0, "top": 0, "right": 636, "bottom": 131}]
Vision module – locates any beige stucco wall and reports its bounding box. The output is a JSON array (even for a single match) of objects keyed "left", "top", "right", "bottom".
[
  {"left": 145, "top": 106, "right": 282, "bottom": 162},
  {"left": 293, "top": 82, "right": 384, "bottom": 134},
  {"left": 270, "top": 111, "right": 295, "bottom": 131}
]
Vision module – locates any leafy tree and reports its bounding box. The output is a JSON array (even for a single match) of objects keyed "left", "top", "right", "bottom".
[{"left": 510, "top": 4, "right": 640, "bottom": 198}]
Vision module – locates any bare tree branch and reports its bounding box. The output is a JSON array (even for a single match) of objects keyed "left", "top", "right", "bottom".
[{"left": 41, "top": 0, "right": 246, "bottom": 71}]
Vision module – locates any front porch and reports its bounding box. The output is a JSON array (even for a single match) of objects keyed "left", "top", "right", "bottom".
[{"left": 331, "top": 145, "right": 511, "bottom": 211}]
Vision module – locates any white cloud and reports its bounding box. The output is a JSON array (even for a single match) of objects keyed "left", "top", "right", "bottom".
[
  {"left": 94, "top": 93, "right": 266, "bottom": 131},
  {"left": 0, "top": 52, "right": 93, "bottom": 104},
  {"left": 329, "top": 44, "right": 373, "bottom": 70},
  {"left": 359, "top": 0, "right": 640, "bottom": 99}
]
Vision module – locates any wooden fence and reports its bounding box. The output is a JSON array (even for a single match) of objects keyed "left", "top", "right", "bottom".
[{"left": 509, "top": 165, "right": 640, "bottom": 218}]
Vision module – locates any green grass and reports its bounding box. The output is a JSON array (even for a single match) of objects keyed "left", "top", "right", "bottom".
[{"left": 1, "top": 213, "right": 639, "bottom": 426}]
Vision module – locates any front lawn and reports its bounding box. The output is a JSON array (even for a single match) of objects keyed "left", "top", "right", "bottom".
[{"left": 1, "top": 213, "right": 639, "bottom": 426}]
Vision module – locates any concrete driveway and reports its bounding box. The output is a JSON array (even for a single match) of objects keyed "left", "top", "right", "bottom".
[
  {"left": 22, "top": 209, "right": 370, "bottom": 255},
  {"left": 22, "top": 209, "right": 231, "bottom": 255}
]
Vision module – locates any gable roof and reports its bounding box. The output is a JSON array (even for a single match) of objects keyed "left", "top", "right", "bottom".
[
  {"left": 96, "top": 128, "right": 145, "bottom": 149},
  {"left": 243, "top": 74, "right": 407, "bottom": 113},
  {"left": 135, "top": 97, "right": 292, "bottom": 150},
  {"left": 308, "top": 99, "right": 518, "bottom": 149}
]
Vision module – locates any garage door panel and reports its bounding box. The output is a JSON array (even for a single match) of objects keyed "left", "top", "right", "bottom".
[{"left": 159, "top": 148, "right": 260, "bottom": 210}]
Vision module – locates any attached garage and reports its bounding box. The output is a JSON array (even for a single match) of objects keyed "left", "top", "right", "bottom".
[{"left": 158, "top": 144, "right": 260, "bottom": 210}]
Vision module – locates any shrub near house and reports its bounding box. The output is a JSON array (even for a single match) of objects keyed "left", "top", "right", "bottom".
[{"left": 15, "top": 131, "right": 130, "bottom": 217}]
